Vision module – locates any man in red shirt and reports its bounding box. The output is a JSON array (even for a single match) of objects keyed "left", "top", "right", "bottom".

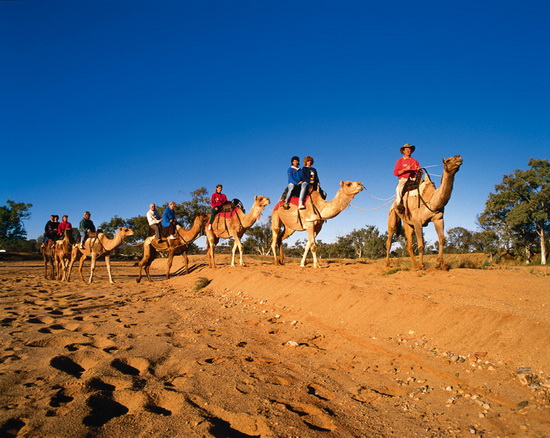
[
  {"left": 394, "top": 143, "right": 421, "bottom": 213},
  {"left": 209, "top": 184, "right": 229, "bottom": 230}
]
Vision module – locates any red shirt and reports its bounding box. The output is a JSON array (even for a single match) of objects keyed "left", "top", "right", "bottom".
[
  {"left": 394, "top": 157, "right": 420, "bottom": 179},
  {"left": 211, "top": 193, "right": 228, "bottom": 208},
  {"left": 58, "top": 221, "right": 72, "bottom": 235}
]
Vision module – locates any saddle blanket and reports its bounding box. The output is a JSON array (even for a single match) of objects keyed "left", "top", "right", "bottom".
[
  {"left": 217, "top": 207, "right": 241, "bottom": 219},
  {"left": 273, "top": 195, "right": 310, "bottom": 211}
]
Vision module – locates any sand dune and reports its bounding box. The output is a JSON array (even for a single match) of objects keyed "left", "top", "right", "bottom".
[{"left": 0, "top": 256, "right": 548, "bottom": 437}]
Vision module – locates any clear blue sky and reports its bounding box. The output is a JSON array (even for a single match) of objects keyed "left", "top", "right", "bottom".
[{"left": 2, "top": 1, "right": 549, "bottom": 247}]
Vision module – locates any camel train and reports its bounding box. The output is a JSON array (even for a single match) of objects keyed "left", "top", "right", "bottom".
[{"left": 39, "top": 153, "right": 462, "bottom": 282}]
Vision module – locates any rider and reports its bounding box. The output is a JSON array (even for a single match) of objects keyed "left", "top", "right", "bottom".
[
  {"left": 161, "top": 202, "right": 178, "bottom": 240},
  {"left": 57, "top": 215, "right": 72, "bottom": 236},
  {"left": 208, "top": 184, "right": 229, "bottom": 230},
  {"left": 298, "top": 156, "right": 320, "bottom": 210},
  {"left": 283, "top": 156, "right": 302, "bottom": 209},
  {"left": 43, "top": 215, "right": 59, "bottom": 243},
  {"left": 79, "top": 211, "right": 96, "bottom": 249},
  {"left": 147, "top": 203, "right": 163, "bottom": 243},
  {"left": 394, "top": 143, "right": 421, "bottom": 213}
]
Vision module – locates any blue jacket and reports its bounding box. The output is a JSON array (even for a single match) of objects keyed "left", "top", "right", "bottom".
[
  {"left": 161, "top": 208, "right": 176, "bottom": 227},
  {"left": 287, "top": 166, "right": 302, "bottom": 184},
  {"left": 301, "top": 166, "right": 319, "bottom": 188}
]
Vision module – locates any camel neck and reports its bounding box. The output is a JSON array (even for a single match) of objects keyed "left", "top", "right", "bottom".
[
  {"left": 312, "top": 189, "right": 352, "bottom": 220},
  {"left": 429, "top": 168, "right": 456, "bottom": 211}
]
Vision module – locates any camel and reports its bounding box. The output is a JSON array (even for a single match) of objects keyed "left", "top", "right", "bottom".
[
  {"left": 205, "top": 196, "right": 271, "bottom": 268},
  {"left": 136, "top": 213, "right": 209, "bottom": 283},
  {"left": 385, "top": 155, "right": 463, "bottom": 269},
  {"left": 271, "top": 181, "right": 364, "bottom": 268},
  {"left": 54, "top": 229, "right": 78, "bottom": 281},
  {"left": 40, "top": 241, "right": 56, "bottom": 280},
  {"left": 67, "top": 227, "right": 134, "bottom": 284}
]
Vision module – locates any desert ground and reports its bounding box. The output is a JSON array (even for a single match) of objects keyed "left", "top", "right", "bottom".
[{"left": 0, "top": 254, "right": 549, "bottom": 437}]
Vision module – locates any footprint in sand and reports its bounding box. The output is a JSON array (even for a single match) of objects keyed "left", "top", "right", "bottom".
[
  {"left": 0, "top": 418, "right": 27, "bottom": 437},
  {"left": 271, "top": 399, "right": 337, "bottom": 432},
  {"left": 189, "top": 394, "right": 272, "bottom": 437},
  {"left": 50, "top": 356, "right": 86, "bottom": 378},
  {"left": 82, "top": 393, "right": 129, "bottom": 427}
]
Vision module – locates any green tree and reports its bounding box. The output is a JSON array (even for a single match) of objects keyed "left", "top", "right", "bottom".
[
  {"left": 0, "top": 200, "right": 33, "bottom": 250},
  {"left": 446, "top": 227, "right": 474, "bottom": 253},
  {"left": 471, "top": 229, "right": 501, "bottom": 256},
  {"left": 479, "top": 159, "right": 549, "bottom": 264},
  {"left": 243, "top": 220, "right": 272, "bottom": 255},
  {"left": 172, "top": 187, "right": 210, "bottom": 228},
  {"left": 332, "top": 225, "right": 387, "bottom": 259}
]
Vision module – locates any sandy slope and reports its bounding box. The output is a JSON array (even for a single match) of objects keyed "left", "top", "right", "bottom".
[{"left": 0, "top": 256, "right": 548, "bottom": 437}]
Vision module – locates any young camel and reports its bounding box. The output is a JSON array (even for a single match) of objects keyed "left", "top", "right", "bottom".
[
  {"left": 40, "top": 241, "right": 56, "bottom": 280},
  {"left": 386, "top": 155, "right": 463, "bottom": 269},
  {"left": 271, "top": 181, "right": 364, "bottom": 268},
  {"left": 54, "top": 229, "right": 78, "bottom": 281},
  {"left": 67, "top": 227, "right": 134, "bottom": 284},
  {"left": 136, "top": 213, "right": 209, "bottom": 283},
  {"left": 205, "top": 196, "right": 271, "bottom": 268}
]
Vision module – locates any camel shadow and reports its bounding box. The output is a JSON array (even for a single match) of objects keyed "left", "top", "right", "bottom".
[{"left": 171, "top": 262, "right": 207, "bottom": 277}]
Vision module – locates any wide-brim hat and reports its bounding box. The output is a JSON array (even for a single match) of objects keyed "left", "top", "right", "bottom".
[{"left": 400, "top": 143, "right": 416, "bottom": 153}]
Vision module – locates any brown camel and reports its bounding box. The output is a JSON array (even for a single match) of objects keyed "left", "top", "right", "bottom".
[
  {"left": 206, "top": 196, "right": 271, "bottom": 268},
  {"left": 386, "top": 155, "right": 463, "bottom": 269},
  {"left": 67, "top": 227, "right": 134, "bottom": 284},
  {"left": 40, "top": 241, "right": 56, "bottom": 280},
  {"left": 54, "top": 229, "right": 78, "bottom": 281},
  {"left": 136, "top": 213, "right": 209, "bottom": 283},
  {"left": 271, "top": 181, "right": 364, "bottom": 268}
]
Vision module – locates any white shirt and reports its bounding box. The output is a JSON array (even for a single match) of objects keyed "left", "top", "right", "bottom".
[{"left": 147, "top": 209, "right": 161, "bottom": 226}]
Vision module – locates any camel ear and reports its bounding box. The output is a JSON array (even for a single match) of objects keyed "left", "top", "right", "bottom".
[
  {"left": 340, "top": 181, "right": 344, "bottom": 187},
  {"left": 254, "top": 196, "right": 259, "bottom": 201}
]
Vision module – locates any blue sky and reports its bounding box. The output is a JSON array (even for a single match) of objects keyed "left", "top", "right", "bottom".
[{"left": 2, "top": 1, "right": 549, "bottom": 247}]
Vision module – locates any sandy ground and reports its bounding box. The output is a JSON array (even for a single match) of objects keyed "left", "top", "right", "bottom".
[{"left": 0, "top": 255, "right": 549, "bottom": 437}]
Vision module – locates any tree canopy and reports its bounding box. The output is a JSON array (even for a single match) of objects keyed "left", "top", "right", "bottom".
[
  {"left": 0, "top": 200, "right": 33, "bottom": 249},
  {"left": 479, "top": 158, "right": 549, "bottom": 264}
]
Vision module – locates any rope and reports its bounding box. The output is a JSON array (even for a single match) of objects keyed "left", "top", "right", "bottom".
[
  {"left": 349, "top": 198, "right": 394, "bottom": 211},
  {"left": 364, "top": 187, "right": 395, "bottom": 201}
]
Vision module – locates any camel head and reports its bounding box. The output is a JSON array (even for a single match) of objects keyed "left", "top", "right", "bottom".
[
  {"left": 195, "top": 212, "right": 209, "bottom": 226},
  {"left": 339, "top": 181, "right": 364, "bottom": 197},
  {"left": 442, "top": 155, "right": 463, "bottom": 174},
  {"left": 115, "top": 227, "right": 135, "bottom": 238},
  {"left": 253, "top": 196, "right": 271, "bottom": 209}
]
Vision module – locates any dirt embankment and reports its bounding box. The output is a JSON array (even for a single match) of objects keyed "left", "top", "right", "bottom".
[{"left": 0, "top": 257, "right": 548, "bottom": 437}]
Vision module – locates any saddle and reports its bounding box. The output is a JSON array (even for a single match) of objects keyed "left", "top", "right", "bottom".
[
  {"left": 279, "top": 185, "right": 327, "bottom": 202},
  {"left": 219, "top": 199, "right": 244, "bottom": 213}
]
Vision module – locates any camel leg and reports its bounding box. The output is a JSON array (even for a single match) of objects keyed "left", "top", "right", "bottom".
[
  {"left": 105, "top": 253, "right": 114, "bottom": 284},
  {"left": 206, "top": 235, "right": 218, "bottom": 268},
  {"left": 66, "top": 254, "right": 76, "bottom": 282},
  {"left": 88, "top": 253, "right": 97, "bottom": 284},
  {"left": 403, "top": 224, "right": 420, "bottom": 269},
  {"left": 433, "top": 218, "right": 446, "bottom": 269},
  {"left": 231, "top": 237, "right": 245, "bottom": 267},
  {"left": 137, "top": 244, "right": 148, "bottom": 283},
  {"left": 43, "top": 255, "right": 48, "bottom": 279},
  {"left": 414, "top": 224, "right": 426, "bottom": 270},
  {"left": 78, "top": 254, "right": 87, "bottom": 283},
  {"left": 386, "top": 207, "right": 400, "bottom": 267},
  {"left": 300, "top": 225, "right": 318, "bottom": 268},
  {"left": 182, "top": 250, "right": 189, "bottom": 275},
  {"left": 166, "top": 250, "right": 174, "bottom": 279},
  {"left": 271, "top": 212, "right": 284, "bottom": 266}
]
